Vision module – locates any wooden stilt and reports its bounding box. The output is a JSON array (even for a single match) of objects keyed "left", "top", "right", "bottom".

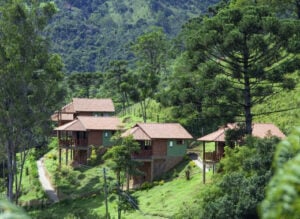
[
  {"left": 203, "top": 141, "right": 206, "bottom": 184},
  {"left": 66, "top": 149, "right": 68, "bottom": 165},
  {"left": 59, "top": 148, "right": 61, "bottom": 168}
]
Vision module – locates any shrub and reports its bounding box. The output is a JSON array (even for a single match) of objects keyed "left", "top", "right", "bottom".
[
  {"left": 52, "top": 154, "right": 57, "bottom": 161},
  {"left": 77, "top": 173, "right": 86, "bottom": 180},
  {"left": 140, "top": 182, "right": 153, "bottom": 190},
  {"left": 172, "top": 169, "right": 179, "bottom": 178},
  {"left": 188, "top": 161, "right": 196, "bottom": 168}
]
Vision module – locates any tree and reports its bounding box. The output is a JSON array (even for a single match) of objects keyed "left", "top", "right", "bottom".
[
  {"left": 103, "top": 60, "right": 131, "bottom": 112},
  {"left": 67, "top": 72, "right": 103, "bottom": 98},
  {"left": 176, "top": 137, "right": 279, "bottom": 219},
  {"left": 0, "top": 0, "right": 65, "bottom": 202},
  {"left": 103, "top": 135, "right": 141, "bottom": 219},
  {"left": 186, "top": 6, "right": 300, "bottom": 134},
  {"left": 130, "top": 27, "right": 168, "bottom": 122},
  {"left": 230, "top": 0, "right": 300, "bottom": 19},
  {"left": 260, "top": 127, "right": 300, "bottom": 219}
]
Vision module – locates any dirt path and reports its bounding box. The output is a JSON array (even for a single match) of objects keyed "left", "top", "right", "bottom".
[
  {"left": 37, "top": 158, "right": 59, "bottom": 203},
  {"left": 188, "top": 152, "right": 210, "bottom": 172}
]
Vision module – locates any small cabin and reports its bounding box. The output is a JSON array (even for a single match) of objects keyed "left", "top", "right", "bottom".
[
  {"left": 198, "top": 123, "right": 286, "bottom": 183},
  {"left": 123, "top": 123, "right": 193, "bottom": 186}
]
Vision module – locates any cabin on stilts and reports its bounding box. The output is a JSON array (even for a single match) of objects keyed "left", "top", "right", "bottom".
[
  {"left": 51, "top": 98, "right": 121, "bottom": 166},
  {"left": 198, "top": 123, "right": 286, "bottom": 184}
]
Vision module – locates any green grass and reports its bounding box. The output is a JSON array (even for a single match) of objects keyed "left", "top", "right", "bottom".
[
  {"left": 18, "top": 151, "right": 46, "bottom": 204},
  {"left": 27, "top": 149, "right": 213, "bottom": 218},
  {"left": 43, "top": 148, "right": 115, "bottom": 200},
  {"left": 253, "top": 73, "right": 300, "bottom": 134}
]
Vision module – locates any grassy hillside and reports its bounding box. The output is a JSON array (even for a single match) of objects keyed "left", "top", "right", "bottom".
[
  {"left": 253, "top": 74, "right": 300, "bottom": 134},
  {"left": 27, "top": 147, "right": 212, "bottom": 218},
  {"left": 46, "top": 0, "right": 219, "bottom": 73}
]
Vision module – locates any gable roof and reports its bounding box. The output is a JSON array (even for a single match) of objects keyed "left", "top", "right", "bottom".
[
  {"left": 197, "top": 123, "right": 286, "bottom": 142},
  {"left": 123, "top": 123, "right": 193, "bottom": 140},
  {"left": 51, "top": 98, "right": 115, "bottom": 121},
  {"left": 72, "top": 98, "right": 115, "bottom": 112},
  {"left": 55, "top": 116, "right": 122, "bottom": 131},
  {"left": 51, "top": 112, "right": 74, "bottom": 122}
]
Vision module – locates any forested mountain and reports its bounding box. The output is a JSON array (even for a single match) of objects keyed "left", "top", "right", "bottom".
[{"left": 46, "top": 0, "right": 219, "bottom": 73}]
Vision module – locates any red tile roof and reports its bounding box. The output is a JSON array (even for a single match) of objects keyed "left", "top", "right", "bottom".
[
  {"left": 51, "top": 112, "right": 74, "bottom": 122},
  {"left": 51, "top": 98, "right": 115, "bottom": 121},
  {"left": 197, "top": 123, "right": 286, "bottom": 142},
  {"left": 55, "top": 119, "right": 86, "bottom": 131},
  {"left": 123, "top": 123, "right": 193, "bottom": 140},
  {"left": 122, "top": 126, "right": 151, "bottom": 140},
  {"left": 55, "top": 116, "right": 122, "bottom": 131},
  {"left": 73, "top": 98, "right": 115, "bottom": 112}
]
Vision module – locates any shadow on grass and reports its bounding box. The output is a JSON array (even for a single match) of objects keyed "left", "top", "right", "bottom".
[
  {"left": 157, "top": 158, "right": 191, "bottom": 182},
  {"left": 28, "top": 195, "right": 106, "bottom": 219}
]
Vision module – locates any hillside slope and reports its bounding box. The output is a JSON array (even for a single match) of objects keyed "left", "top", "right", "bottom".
[{"left": 46, "top": 0, "right": 219, "bottom": 73}]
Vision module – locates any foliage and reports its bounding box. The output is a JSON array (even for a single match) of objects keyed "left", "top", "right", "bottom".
[
  {"left": 46, "top": 0, "right": 219, "bottom": 73},
  {"left": 252, "top": 73, "right": 300, "bottom": 134},
  {"left": 183, "top": 5, "right": 300, "bottom": 135},
  {"left": 103, "top": 135, "right": 141, "bottom": 217},
  {"left": 100, "top": 60, "right": 133, "bottom": 112},
  {"left": 0, "top": 0, "right": 65, "bottom": 202},
  {"left": 104, "top": 135, "right": 141, "bottom": 188},
  {"left": 260, "top": 127, "right": 300, "bottom": 219},
  {"left": 129, "top": 27, "right": 169, "bottom": 122},
  {"left": 87, "top": 146, "right": 105, "bottom": 166},
  {"left": 67, "top": 72, "right": 103, "bottom": 98},
  {"left": 177, "top": 137, "right": 279, "bottom": 219},
  {"left": 225, "top": 123, "right": 246, "bottom": 146},
  {"left": 0, "top": 199, "right": 30, "bottom": 219},
  {"left": 229, "top": 0, "right": 300, "bottom": 19},
  {"left": 28, "top": 158, "right": 207, "bottom": 218}
]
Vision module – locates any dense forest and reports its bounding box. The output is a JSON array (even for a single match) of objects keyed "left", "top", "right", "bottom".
[{"left": 46, "top": 0, "right": 219, "bottom": 72}]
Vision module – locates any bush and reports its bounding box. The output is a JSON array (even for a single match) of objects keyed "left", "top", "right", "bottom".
[
  {"left": 140, "top": 182, "right": 153, "bottom": 190},
  {"left": 188, "top": 161, "right": 196, "bottom": 168},
  {"left": 159, "top": 180, "right": 164, "bottom": 186},
  {"left": 87, "top": 146, "right": 104, "bottom": 166},
  {"left": 172, "top": 169, "right": 179, "bottom": 178},
  {"left": 77, "top": 173, "right": 86, "bottom": 180}
]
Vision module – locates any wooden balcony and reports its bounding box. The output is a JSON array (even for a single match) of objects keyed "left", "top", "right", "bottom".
[
  {"left": 59, "top": 138, "right": 88, "bottom": 149},
  {"left": 132, "top": 150, "right": 152, "bottom": 159},
  {"left": 204, "top": 151, "right": 222, "bottom": 162}
]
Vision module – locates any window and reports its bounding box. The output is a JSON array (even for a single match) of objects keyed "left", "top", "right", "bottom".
[
  {"left": 176, "top": 140, "right": 184, "bottom": 145},
  {"left": 104, "top": 131, "right": 109, "bottom": 137},
  {"left": 145, "top": 140, "right": 151, "bottom": 146},
  {"left": 93, "top": 112, "right": 103, "bottom": 117},
  {"left": 169, "top": 141, "right": 173, "bottom": 147}
]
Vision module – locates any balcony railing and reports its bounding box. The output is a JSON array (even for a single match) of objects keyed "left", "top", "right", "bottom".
[
  {"left": 204, "top": 151, "right": 222, "bottom": 162},
  {"left": 59, "top": 138, "right": 88, "bottom": 148},
  {"left": 132, "top": 150, "right": 152, "bottom": 159}
]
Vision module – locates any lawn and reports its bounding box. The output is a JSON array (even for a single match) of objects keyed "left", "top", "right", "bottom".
[
  {"left": 18, "top": 150, "right": 46, "bottom": 204},
  {"left": 27, "top": 149, "right": 213, "bottom": 218}
]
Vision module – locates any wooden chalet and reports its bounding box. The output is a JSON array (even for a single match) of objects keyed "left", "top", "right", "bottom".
[
  {"left": 198, "top": 123, "right": 286, "bottom": 183},
  {"left": 52, "top": 98, "right": 119, "bottom": 165},
  {"left": 51, "top": 98, "right": 115, "bottom": 126},
  {"left": 122, "top": 123, "right": 193, "bottom": 186},
  {"left": 55, "top": 116, "right": 122, "bottom": 165}
]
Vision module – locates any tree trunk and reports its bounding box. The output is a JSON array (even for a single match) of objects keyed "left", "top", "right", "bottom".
[
  {"left": 6, "top": 147, "right": 14, "bottom": 202},
  {"left": 126, "top": 169, "right": 130, "bottom": 192},
  {"left": 243, "top": 35, "right": 252, "bottom": 135},
  {"left": 140, "top": 101, "right": 147, "bottom": 122},
  {"left": 244, "top": 76, "right": 252, "bottom": 135},
  {"left": 5, "top": 136, "right": 15, "bottom": 202},
  {"left": 296, "top": 0, "right": 300, "bottom": 19},
  {"left": 117, "top": 171, "right": 121, "bottom": 219}
]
